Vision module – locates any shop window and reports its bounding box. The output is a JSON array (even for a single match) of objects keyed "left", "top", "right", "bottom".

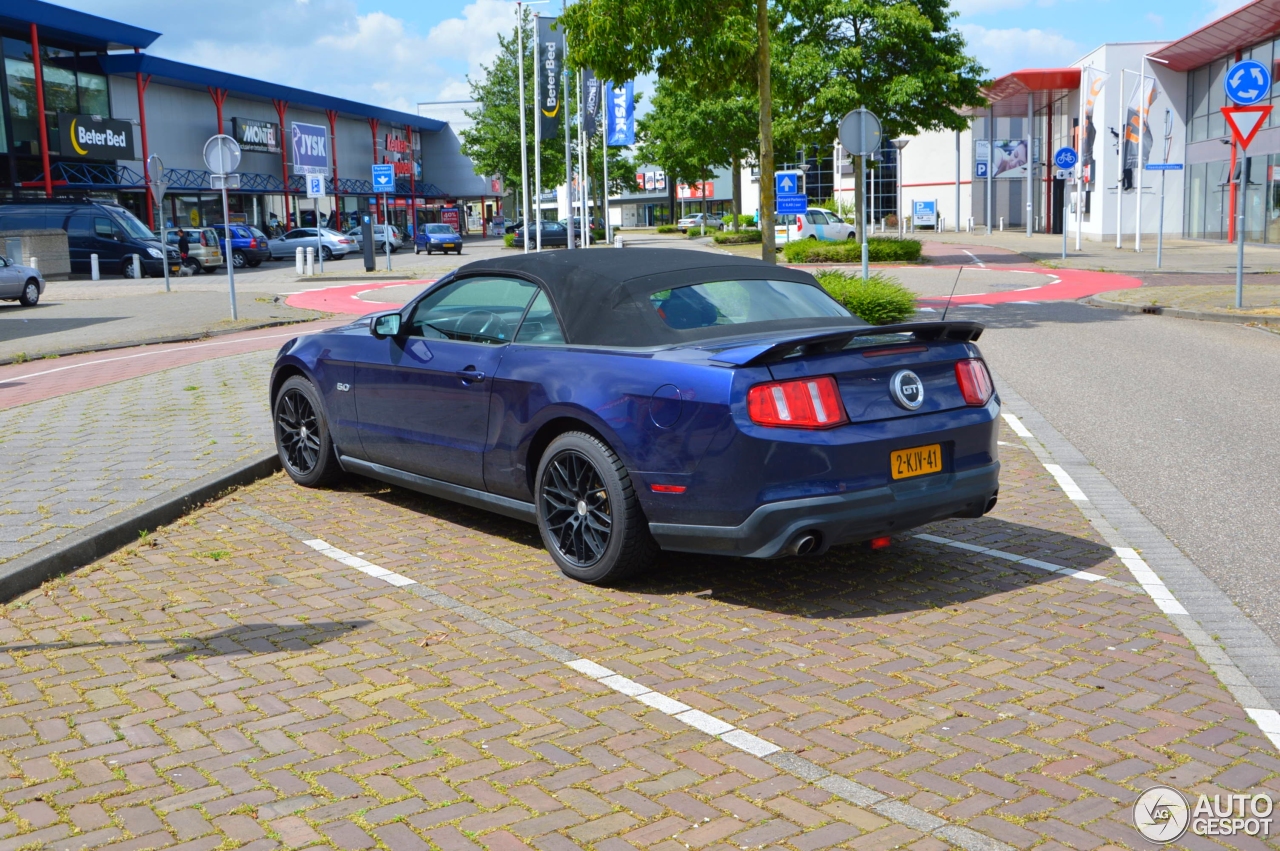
[
  {"left": 77, "top": 71, "right": 109, "bottom": 116},
  {"left": 4, "top": 39, "right": 39, "bottom": 152}
]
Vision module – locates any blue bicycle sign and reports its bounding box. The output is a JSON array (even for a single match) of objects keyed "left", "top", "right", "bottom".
[
  {"left": 1226, "top": 60, "right": 1271, "bottom": 105},
  {"left": 1053, "top": 147, "right": 1079, "bottom": 170}
]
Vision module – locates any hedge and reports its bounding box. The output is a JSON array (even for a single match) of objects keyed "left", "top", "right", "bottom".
[
  {"left": 656, "top": 224, "right": 679, "bottom": 234},
  {"left": 782, "top": 237, "right": 922, "bottom": 264},
  {"left": 814, "top": 270, "right": 918, "bottom": 326},
  {"left": 713, "top": 229, "right": 762, "bottom": 244},
  {"left": 503, "top": 233, "right": 516, "bottom": 248}
]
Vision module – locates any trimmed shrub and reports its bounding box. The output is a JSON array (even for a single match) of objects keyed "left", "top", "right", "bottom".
[
  {"left": 503, "top": 233, "right": 516, "bottom": 248},
  {"left": 656, "top": 224, "right": 679, "bottom": 234},
  {"left": 591, "top": 228, "right": 606, "bottom": 242},
  {"left": 713, "top": 229, "right": 762, "bottom": 244},
  {"left": 782, "top": 237, "right": 922, "bottom": 264},
  {"left": 814, "top": 270, "right": 917, "bottom": 326}
]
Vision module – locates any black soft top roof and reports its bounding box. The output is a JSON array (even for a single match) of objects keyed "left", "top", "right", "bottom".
[{"left": 451, "top": 248, "right": 866, "bottom": 346}]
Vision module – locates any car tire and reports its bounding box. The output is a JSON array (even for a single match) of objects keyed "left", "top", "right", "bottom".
[
  {"left": 273, "top": 375, "right": 341, "bottom": 487},
  {"left": 414, "top": 246, "right": 420, "bottom": 254},
  {"left": 321, "top": 246, "right": 333, "bottom": 261},
  {"left": 535, "top": 431, "right": 657, "bottom": 584},
  {"left": 122, "top": 259, "right": 140, "bottom": 279},
  {"left": 18, "top": 279, "right": 39, "bottom": 307},
  {"left": 456, "top": 247, "right": 462, "bottom": 255},
  {"left": 234, "top": 250, "right": 249, "bottom": 268},
  {"left": 248, "top": 259, "right": 263, "bottom": 268},
  {"left": 847, "top": 232, "right": 857, "bottom": 240}
]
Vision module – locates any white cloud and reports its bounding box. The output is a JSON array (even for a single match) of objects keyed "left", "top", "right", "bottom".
[
  {"left": 959, "top": 24, "right": 1082, "bottom": 77},
  {"left": 69, "top": 0, "right": 515, "bottom": 117},
  {"left": 951, "top": 0, "right": 1030, "bottom": 15}
]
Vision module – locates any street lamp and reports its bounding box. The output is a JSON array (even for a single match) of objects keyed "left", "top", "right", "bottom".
[{"left": 892, "top": 138, "right": 909, "bottom": 238}]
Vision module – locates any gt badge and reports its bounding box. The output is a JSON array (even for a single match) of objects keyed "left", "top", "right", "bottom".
[{"left": 889, "top": 370, "right": 924, "bottom": 410}]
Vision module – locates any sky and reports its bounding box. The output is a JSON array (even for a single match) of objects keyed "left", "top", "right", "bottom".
[{"left": 75, "top": 0, "right": 1253, "bottom": 127}]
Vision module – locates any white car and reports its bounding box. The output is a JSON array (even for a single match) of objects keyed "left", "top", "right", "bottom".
[
  {"left": 0, "top": 253, "right": 44, "bottom": 307},
  {"left": 774, "top": 208, "right": 856, "bottom": 243},
  {"left": 677, "top": 213, "right": 724, "bottom": 233},
  {"left": 345, "top": 224, "right": 403, "bottom": 252}
]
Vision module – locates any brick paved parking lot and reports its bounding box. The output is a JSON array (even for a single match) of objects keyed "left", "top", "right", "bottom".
[{"left": 0, "top": 418, "right": 1277, "bottom": 851}]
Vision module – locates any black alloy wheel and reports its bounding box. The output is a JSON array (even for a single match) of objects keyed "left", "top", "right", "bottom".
[
  {"left": 19, "top": 280, "right": 39, "bottom": 307},
  {"left": 321, "top": 246, "right": 333, "bottom": 261},
  {"left": 273, "top": 376, "right": 340, "bottom": 486},
  {"left": 233, "top": 250, "right": 247, "bottom": 268},
  {"left": 535, "top": 432, "right": 657, "bottom": 584}
]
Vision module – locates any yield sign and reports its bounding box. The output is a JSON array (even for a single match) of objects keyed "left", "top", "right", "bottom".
[{"left": 1222, "top": 105, "right": 1273, "bottom": 149}]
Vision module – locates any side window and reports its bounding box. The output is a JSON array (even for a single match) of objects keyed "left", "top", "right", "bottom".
[
  {"left": 805, "top": 212, "right": 823, "bottom": 224},
  {"left": 514, "top": 290, "right": 566, "bottom": 345},
  {"left": 93, "top": 217, "right": 116, "bottom": 238},
  {"left": 67, "top": 213, "right": 93, "bottom": 236},
  {"left": 408, "top": 276, "right": 538, "bottom": 345}
]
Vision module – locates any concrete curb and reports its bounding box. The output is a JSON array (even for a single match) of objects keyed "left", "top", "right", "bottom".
[
  {"left": 1085, "top": 293, "right": 1280, "bottom": 327},
  {"left": 0, "top": 452, "right": 281, "bottom": 602},
  {"left": 0, "top": 317, "right": 325, "bottom": 367}
]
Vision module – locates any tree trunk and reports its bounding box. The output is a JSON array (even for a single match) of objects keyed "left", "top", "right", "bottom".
[
  {"left": 732, "top": 152, "right": 741, "bottom": 232},
  {"left": 667, "top": 173, "right": 677, "bottom": 226},
  {"left": 702, "top": 167, "right": 708, "bottom": 235},
  {"left": 757, "top": 0, "right": 775, "bottom": 263}
]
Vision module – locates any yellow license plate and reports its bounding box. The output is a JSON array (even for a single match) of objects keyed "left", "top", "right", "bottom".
[
  {"left": 891, "top": 444, "right": 942, "bottom": 480},
  {"left": 170, "top": 265, "right": 180, "bottom": 273}
]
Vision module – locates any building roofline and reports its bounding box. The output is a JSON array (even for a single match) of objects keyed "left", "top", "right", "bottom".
[
  {"left": 1, "top": 0, "right": 160, "bottom": 51},
  {"left": 1150, "top": 0, "right": 1280, "bottom": 71},
  {"left": 97, "top": 54, "right": 448, "bottom": 134}
]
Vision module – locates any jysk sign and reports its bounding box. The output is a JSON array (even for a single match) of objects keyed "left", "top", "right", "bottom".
[
  {"left": 59, "top": 113, "right": 135, "bottom": 160},
  {"left": 232, "top": 118, "right": 281, "bottom": 153},
  {"left": 291, "top": 122, "right": 329, "bottom": 175}
]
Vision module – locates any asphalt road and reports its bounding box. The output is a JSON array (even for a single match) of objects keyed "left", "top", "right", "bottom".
[{"left": 977, "top": 301, "right": 1280, "bottom": 648}]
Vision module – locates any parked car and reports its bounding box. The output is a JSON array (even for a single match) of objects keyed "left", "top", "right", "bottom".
[
  {"left": 774, "top": 208, "right": 856, "bottom": 243},
  {"left": 267, "top": 228, "right": 353, "bottom": 261},
  {"left": 504, "top": 218, "right": 525, "bottom": 235},
  {"left": 0, "top": 253, "right": 45, "bottom": 307},
  {"left": 156, "top": 227, "right": 223, "bottom": 273},
  {"left": 270, "top": 249, "right": 1000, "bottom": 584},
  {"left": 510, "top": 221, "right": 569, "bottom": 248},
  {"left": 345, "top": 224, "right": 403, "bottom": 252},
  {"left": 211, "top": 223, "right": 270, "bottom": 268},
  {"left": 415, "top": 223, "right": 463, "bottom": 255},
  {"left": 0, "top": 200, "right": 180, "bottom": 278},
  {"left": 677, "top": 213, "right": 724, "bottom": 233}
]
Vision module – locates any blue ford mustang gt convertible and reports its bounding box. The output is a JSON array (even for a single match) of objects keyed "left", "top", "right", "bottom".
[{"left": 271, "top": 249, "right": 1000, "bottom": 584}]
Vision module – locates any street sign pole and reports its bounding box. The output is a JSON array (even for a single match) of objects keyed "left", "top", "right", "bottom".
[
  {"left": 148, "top": 154, "right": 169, "bottom": 293},
  {"left": 1052, "top": 147, "right": 1079, "bottom": 262},
  {"left": 203, "top": 134, "right": 242, "bottom": 320},
  {"left": 838, "top": 108, "right": 882, "bottom": 282},
  {"left": 1157, "top": 108, "right": 1171, "bottom": 269},
  {"left": 1223, "top": 57, "right": 1274, "bottom": 307},
  {"left": 1236, "top": 147, "right": 1246, "bottom": 307},
  {"left": 221, "top": 183, "right": 236, "bottom": 319}
]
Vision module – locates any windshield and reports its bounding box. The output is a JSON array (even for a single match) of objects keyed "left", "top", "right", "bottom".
[
  {"left": 114, "top": 207, "right": 156, "bottom": 240},
  {"left": 427, "top": 224, "right": 455, "bottom": 234},
  {"left": 649, "top": 280, "right": 850, "bottom": 330}
]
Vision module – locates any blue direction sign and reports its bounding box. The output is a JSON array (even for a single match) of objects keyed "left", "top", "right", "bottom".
[
  {"left": 371, "top": 163, "right": 395, "bottom": 193},
  {"left": 776, "top": 171, "right": 801, "bottom": 196},
  {"left": 777, "top": 195, "right": 808, "bottom": 214},
  {"left": 1053, "top": 146, "right": 1079, "bottom": 170},
  {"left": 1226, "top": 59, "right": 1271, "bottom": 105},
  {"left": 1145, "top": 163, "right": 1184, "bottom": 171}
]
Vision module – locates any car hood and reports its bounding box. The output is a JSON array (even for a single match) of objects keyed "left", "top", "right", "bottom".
[{"left": 8, "top": 263, "right": 41, "bottom": 279}]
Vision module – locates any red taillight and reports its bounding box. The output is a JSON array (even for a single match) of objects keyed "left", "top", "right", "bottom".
[
  {"left": 747, "top": 376, "right": 848, "bottom": 429},
  {"left": 251, "top": 238, "right": 259, "bottom": 248},
  {"left": 955, "top": 359, "right": 993, "bottom": 405},
  {"left": 869, "top": 536, "right": 892, "bottom": 550},
  {"left": 650, "top": 484, "right": 686, "bottom": 494}
]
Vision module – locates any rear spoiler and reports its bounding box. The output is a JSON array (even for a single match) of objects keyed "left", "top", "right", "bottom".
[{"left": 708, "top": 321, "right": 984, "bottom": 367}]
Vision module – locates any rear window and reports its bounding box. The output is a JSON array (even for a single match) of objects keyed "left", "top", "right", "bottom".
[{"left": 649, "top": 280, "right": 850, "bottom": 330}]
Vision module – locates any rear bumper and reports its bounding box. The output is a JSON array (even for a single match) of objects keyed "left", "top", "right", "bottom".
[{"left": 648, "top": 461, "right": 1000, "bottom": 558}]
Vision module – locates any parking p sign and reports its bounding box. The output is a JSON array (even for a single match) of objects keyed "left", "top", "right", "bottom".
[{"left": 305, "top": 173, "right": 324, "bottom": 198}]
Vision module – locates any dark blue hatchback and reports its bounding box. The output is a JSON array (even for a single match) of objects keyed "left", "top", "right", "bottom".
[
  {"left": 415, "top": 223, "right": 462, "bottom": 255},
  {"left": 270, "top": 249, "right": 1000, "bottom": 584}
]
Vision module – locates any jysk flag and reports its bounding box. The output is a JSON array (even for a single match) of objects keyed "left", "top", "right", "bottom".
[
  {"left": 582, "top": 69, "right": 602, "bottom": 138},
  {"left": 606, "top": 81, "right": 635, "bottom": 147},
  {"left": 536, "top": 17, "right": 564, "bottom": 139}
]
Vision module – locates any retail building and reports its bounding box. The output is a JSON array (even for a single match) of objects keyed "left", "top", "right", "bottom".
[{"left": 0, "top": 0, "right": 496, "bottom": 237}]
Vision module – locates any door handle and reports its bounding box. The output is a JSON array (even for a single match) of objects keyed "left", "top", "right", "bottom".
[{"left": 455, "top": 368, "right": 485, "bottom": 383}]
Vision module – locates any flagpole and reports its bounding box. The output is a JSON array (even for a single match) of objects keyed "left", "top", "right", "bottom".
[
  {"left": 602, "top": 109, "right": 611, "bottom": 243},
  {"left": 578, "top": 69, "right": 588, "bottom": 244},
  {"left": 1136, "top": 60, "right": 1145, "bottom": 252},
  {"left": 533, "top": 13, "right": 543, "bottom": 252},
  {"left": 518, "top": 2, "right": 530, "bottom": 254},
  {"left": 1077, "top": 69, "right": 1085, "bottom": 251}
]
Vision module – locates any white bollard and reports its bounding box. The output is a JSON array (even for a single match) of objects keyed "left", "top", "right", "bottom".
[
  {"left": 129, "top": 254, "right": 141, "bottom": 277},
  {"left": 29, "top": 256, "right": 37, "bottom": 270},
  {"left": 90, "top": 253, "right": 100, "bottom": 280},
  {"left": 999, "top": 217, "right": 1005, "bottom": 232},
  {"left": 305, "top": 247, "right": 315, "bottom": 276},
  {"left": 938, "top": 216, "right": 945, "bottom": 233},
  {"left": 614, "top": 236, "right": 624, "bottom": 248},
  {"left": 295, "top": 247, "right": 304, "bottom": 275}
]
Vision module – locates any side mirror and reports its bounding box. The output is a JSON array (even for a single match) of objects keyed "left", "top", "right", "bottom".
[{"left": 372, "top": 313, "right": 401, "bottom": 338}]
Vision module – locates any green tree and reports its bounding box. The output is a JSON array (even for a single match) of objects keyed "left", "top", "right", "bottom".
[{"left": 460, "top": 11, "right": 565, "bottom": 215}]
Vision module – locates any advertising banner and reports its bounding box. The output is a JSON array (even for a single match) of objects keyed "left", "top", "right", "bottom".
[
  {"left": 975, "top": 139, "right": 1032, "bottom": 179},
  {"left": 291, "top": 121, "right": 329, "bottom": 175},
  {"left": 1080, "top": 67, "right": 1109, "bottom": 189},
  {"left": 1124, "top": 77, "right": 1161, "bottom": 176},
  {"left": 677, "top": 181, "right": 712, "bottom": 200},
  {"left": 582, "top": 69, "right": 602, "bottom": 138},
  {"left": 232, "top": 117, "right": 281, "bottom": 153},
  {"left": 607, "top": 81, "right": 635, "bottom": 146},
  {"left": 536, "top": 16, "right": 564, "bottom": 140},
  {"left": 59, "top": 113, "right": 135, "bottom": 160},
  {"left": 441, "top": 207, "right": 461, "bottom": 232}
]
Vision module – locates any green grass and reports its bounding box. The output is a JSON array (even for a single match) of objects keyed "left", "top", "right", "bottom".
[
  {"left": 782, "top": 237, "right": 922, "bottom": 264},
  {"left": 814, "top": 270, "right": 918, "bottom": 325},
  {"left": 713, "top": 229, "right": 762, "bottom": 245}
]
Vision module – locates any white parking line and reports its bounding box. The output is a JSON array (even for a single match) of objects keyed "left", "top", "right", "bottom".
[
  {"left": 913, "top": 533, "right": 1105, "bottom": 581},
  {"left": 1043, "top": 463, "right": 1089, "bottom": 501},
  {"left": 961, "top": 249, "right": 986, "bottom": 267}
]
